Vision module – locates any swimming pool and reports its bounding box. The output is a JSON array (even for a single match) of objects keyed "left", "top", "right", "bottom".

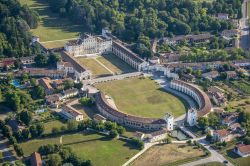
[{"left": 11, "top": 80, "right": 24, "bottom": 89}]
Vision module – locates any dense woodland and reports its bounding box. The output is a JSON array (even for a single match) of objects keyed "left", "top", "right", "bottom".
[
  {"left": 48, "top": 0, "right": 242, "bottom": 42},
  {"left": 0, "top": 0, "right": 244, "bottom": 58},
  {"left": 0, "top": 0, "right": 39, "bottom": 58}
]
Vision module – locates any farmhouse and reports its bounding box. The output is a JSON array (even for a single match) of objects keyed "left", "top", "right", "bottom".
[
  {"left": 60, "top": 105, "right": 84, "bottom": 121},
  {"left": 212, "top": 129, "right": 231, "bottom": 142},
  {"left": 30, "top": 152, "right": 43, "bottom": 166},
  {"left": 207, "top": 86, "right": 227, "bottom": 106},
  {"left": 234, "top": 144, "right": 250, "bottom": 157}
]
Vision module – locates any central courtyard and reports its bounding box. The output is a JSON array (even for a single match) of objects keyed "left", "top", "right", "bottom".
[{"left": 95, "top": 77, "right": 187, "bottom": 118}]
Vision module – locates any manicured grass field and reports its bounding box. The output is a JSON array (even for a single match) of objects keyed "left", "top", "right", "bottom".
[
  {"left": 43, "top": 120, "right": 66, "bottom": 135},
  {"left": 20, "top": 132, "right": 139, "bottom": 166},
  {"left": 77, "top": 58, "right": 112, "bottom": 78},
  {"left": 97, "top": 54, "right": 135, "bottom": 74},
  {"left": 131, "top": 144, "right": 205, "bottom": 166},
  {"left": 95, "top": 77, "right": 186, "bottom": 118},
  {"left": 19, "top": 0, "right": 84, "bottom": 42}
]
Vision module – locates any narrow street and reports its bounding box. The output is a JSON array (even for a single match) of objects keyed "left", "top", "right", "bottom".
[{"left": 239, "top": 0, "right": 249, "bottom": 49}]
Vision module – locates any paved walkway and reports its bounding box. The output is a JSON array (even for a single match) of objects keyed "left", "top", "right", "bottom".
[
  {"left": 83, "top": 72, "right": 142, "bottom": 84},
  {"left": 93, "top": 58, "right": 114, "bottom": 75},
  {"left": 122, "top": 142, "right": 159, "bottom": 166}
]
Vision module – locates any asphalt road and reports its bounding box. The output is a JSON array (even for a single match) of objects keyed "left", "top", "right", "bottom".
[{"left": 239, "top": 0, "right": 250, "bottom": 49}]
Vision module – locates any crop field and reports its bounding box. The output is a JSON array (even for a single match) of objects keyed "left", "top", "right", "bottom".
[
  {"left": 95, "top": 77, "right": 187, "bottom": 118},
  {"left": 131, "top": 143, "right": 205, "bottom": 166}
]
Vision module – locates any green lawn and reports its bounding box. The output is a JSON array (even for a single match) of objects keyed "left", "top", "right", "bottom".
[
  {"left": 77, "top": 58, "right": 112, "bottom": 78},
  {"left": 43, "top": 120, "right": 66, "bottom": 135},
  {"left": 97, "top": 54, "right": 135, "bottom": 74},
  {"left": 95, "top": 77, "right": 187, "bottom": 118},
  {"left": 20, "top": 132, "right": 139, "bottom": 166},
  {"left": 19, "top": 0, "right": 84, "bottom": 42}
]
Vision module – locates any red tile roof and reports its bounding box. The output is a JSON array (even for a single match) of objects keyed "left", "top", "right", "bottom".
[
  {"left": 215, "top": 129, "right": 230, "bottom": 137},
  {"left": 237, "top": 144, "right": 250, "bottom": 155},
  {"left": 30, "top": 152, "right": 42, "bottom": 166}
]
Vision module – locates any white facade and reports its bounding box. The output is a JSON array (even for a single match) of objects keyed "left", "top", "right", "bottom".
[
  {"left": 187, "top": 109, "right": 197, "bottom": 126},
  {"left": 164, "top": 113, "right": 174, "bottom": 131},
  {"left": 64, "top": 34, "right": 112, "bottom": 57}
]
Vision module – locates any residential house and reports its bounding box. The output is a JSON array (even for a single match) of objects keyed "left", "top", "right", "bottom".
[
  {"left": 20, "top": 56, "right": 35, "bottom": 65},
  {"left": 45, "top": 94, "right": 62, "bottom": 108},
  {"left": 234, "top": 144, "right": 250, "bottom": 157},
  {"left": 221, "top": 112, "right": 239, "bottom": 126},
  {"left": 38, "top": 77, "right": 54, "bottom": 95},
  {"left": 217, "top": 13, "right": 229, "bottom": 20},
  {"left": 61, "top": 88, "right": 79, "bottom": 99},
  {"left": 202, "top": 71, "right": 219, "bottom": 81},
  {"left": 93, "top": 114, "right": 106, "bottom": 123},
  {"left": 212, "top": 129, "right": 231, "bottom": 142},
  {"left": 226, "top": 71, "right": 237, "bottom": 80},
  {"left": 30, "top": 152, "right": 43, "bottom": 166},
  {"left": 0, "top": 58, "right": 15, "bottom": 68},
  {"left": 221, "top": 29, "right": 239, "bottom": 38},
  {"left": 7, "top": 120, "right": 25, "bottom": 132},
  {"left": 148, "top": 129, "right": 167, "bottom": 142},
  {"left": 133, "top": 131, "right": 145, "bottom": 141},
  {"left": 180, "top": 74, "right": 195, "bottom": 82},
  {"left": 207, "top": 86, "right": 227, "bottom": 106},
  {"left": 61, "top": 105, "right": 84, "bottom": 121}
]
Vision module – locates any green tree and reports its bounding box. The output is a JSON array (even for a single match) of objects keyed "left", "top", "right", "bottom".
[
  {"left": 47, "top": 154, "right": 62, "bottom": 166},
  {"left": 19, "top": 111, "right": 32, "bottom": 126},
  {"left": 35, "top": 53, "right": 48, "bottom": 67}
]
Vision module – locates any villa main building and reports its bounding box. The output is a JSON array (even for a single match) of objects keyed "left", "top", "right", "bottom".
[{"left": 64, "top": 29, "right": 149, "bottom": 73}]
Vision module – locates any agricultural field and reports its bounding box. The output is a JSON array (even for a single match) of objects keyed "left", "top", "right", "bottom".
[
  {"left": 77, "top": 58, "right": 112, "bottom": 78},
  {"left": 231, "top": 80, "right": 250, "bottom": 94},
  {"left": 97, "top": 54, "right": 135, "bottom": 74},
  {"left": 19, "top": 0, "right": 84, "bottom": 42},
  {"left": 19, "top": 132, "right": 139, "bottom": 166},
  {"left": 131, "top": 143, "right": 205, "bottom": 166},
  {"left": 95, "top": 77, "right": 187, "bottom": 118}
]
